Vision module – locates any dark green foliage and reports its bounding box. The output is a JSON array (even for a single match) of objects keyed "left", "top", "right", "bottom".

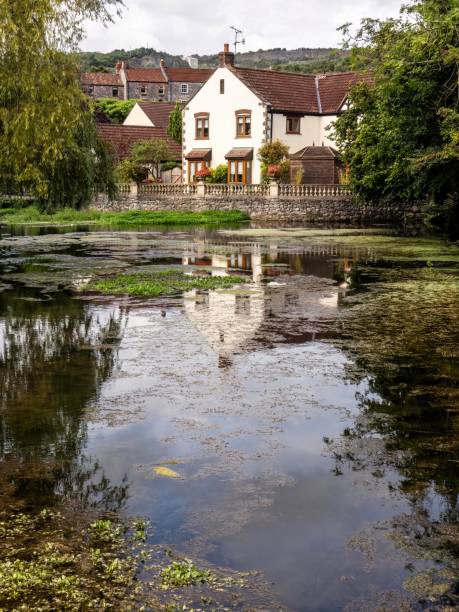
[
  {"left": 0, "top": 0, "right": 120, "bottom": 210},
  {"left": 167, "top": 103, "right": 183, "bottom": 144},
  {"left": 78, "top": 47, "right": 189, "bottom": 72},
  {"left": 115, "top": 159, "right": 148, "bottom": 184},
  {"left": 332, "top": 0, "right": 459, "bottom": 238}
]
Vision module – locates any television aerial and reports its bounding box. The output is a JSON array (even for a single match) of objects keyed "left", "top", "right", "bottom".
[{"left": 230, "top": 26, "right": 245, "bottom": 55}]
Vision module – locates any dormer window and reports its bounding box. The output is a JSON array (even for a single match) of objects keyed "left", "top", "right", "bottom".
[
  {"left": 181, "top": 83, "right": 189, "bottom": 94},
  {"left": 235, "top": 110, "right": 251, "bottom": 138}
]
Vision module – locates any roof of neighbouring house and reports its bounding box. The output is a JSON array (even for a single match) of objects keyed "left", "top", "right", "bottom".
[
  {"left": 165, "top": 68, "right": 214, "bottom": 83},
  {"left": 317, "top": 72, "right": 372, "bottom": 114},
  {"left": 290, "top": 146, "right": 341, "bottom": 159},
  {"left": 230, "top": 67, "right": 371, "bottom": 115},
  {"left": 81, "top": 72, "right": 123, "bottom": 86},
  {"left": 96, "top": 124, "right": 182, "bottom": 161},
  {"left": 125, "top": 68, "right": 167, "bottom": 83},
  {"left": 136, "top": 102, "right": 180, "bottom": 128}
]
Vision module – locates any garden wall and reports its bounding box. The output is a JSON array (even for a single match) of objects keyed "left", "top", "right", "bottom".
[{"left": 91, "top": 191, "right": 421, "bottom": 225}]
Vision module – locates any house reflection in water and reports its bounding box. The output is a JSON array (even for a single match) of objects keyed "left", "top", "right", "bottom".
[{"left": 183, "top": 242, "right": 358, "bottom": 367}]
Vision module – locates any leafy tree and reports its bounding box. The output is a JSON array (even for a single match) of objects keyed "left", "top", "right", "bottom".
[
  {"left": 167, "top": 103, "right": 183, "bottom": 144},
  {"left": 332, "top": 0, "right": 459, "bottom": 237},
  {"left": 0, "top": 0, "right": 121, "bottom": 208},
  {"left": 115, "top": 159, "right": 148, "bottom": 185},
  {"left": 93, "top": 98, "right": 139, "bottom": 124},
  {"left": 131, "top": 139, "right": 172, "bottom": 179},
  {"left": 257, "top": 139, "right": 290, "bottom": 183}
]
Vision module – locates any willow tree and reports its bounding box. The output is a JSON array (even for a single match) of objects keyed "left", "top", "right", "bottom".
[
  {"left": 332, "top": 0, "right": 459, "bottom": 237},
  {"left": 0, "top": 0, "right": 122, "bottom": 208}
]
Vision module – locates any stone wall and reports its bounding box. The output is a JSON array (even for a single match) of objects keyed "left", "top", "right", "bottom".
[{"left": 92, "top": 192, "right": 421, "bottom": 225}]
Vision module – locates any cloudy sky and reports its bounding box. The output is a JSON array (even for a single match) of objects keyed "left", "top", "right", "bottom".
[{"left": 82, "top": 0, "right": 403, "bottom": 55}]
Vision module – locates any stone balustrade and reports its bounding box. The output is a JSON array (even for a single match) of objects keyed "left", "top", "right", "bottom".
[{"left": 121, "top": 182, "right": 351, "bottom": 199}]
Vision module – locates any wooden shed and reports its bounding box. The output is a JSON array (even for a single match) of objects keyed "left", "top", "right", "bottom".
[{"left": 289, "top": 146, "right": 343, "bottom": 184}]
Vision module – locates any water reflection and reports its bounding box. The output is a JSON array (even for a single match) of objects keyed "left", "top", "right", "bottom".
[
  {"left": 0, "top": 288, "right": 129, "bottom": 511},
  {"left": 0, "top": 227, "right": 457, "bottom": 610}
]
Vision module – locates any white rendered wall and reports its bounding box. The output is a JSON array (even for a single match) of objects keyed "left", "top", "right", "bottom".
[
  {"left": 123, "top": 104, "right": 154, "bottom": 126},
  {"left": 271, "top": 113, "right": 322, "bottom": 155},
  {"left": 319, "top": 115, "right": 339, "bottom": 147},
  {"left": 183, "top": 67, "right": 266, "bottom": 183}
]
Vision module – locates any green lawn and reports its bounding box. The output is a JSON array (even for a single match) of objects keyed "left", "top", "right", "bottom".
[{"left": 0, "top": 206, "right": 249, "bottom": 227}]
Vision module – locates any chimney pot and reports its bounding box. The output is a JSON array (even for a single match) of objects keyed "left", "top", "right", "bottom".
[{"left": 218, "top": 43, "right": 235, "bottom": 68}]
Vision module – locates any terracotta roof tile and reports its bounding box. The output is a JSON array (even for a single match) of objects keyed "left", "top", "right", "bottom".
[
  {"left": 81, "top": 72, "right": 122, "bottom": 86},
  {"left": 137, "top": 102, "right": 179, "bottom": 127},
  {"left": 231, "top": 67, "right": 372, "bottom": 115},
  {"left": 125, "top": 68, "right": 167, "bottom": 83},
  {"left": 165, "top": 68, "right": 214, "bottom": 83},
  {"left": 232, "top": 67, "right": 319, "bottom": 113},
  {"left": 97, "top": 124, "right": 181, "bottom": 161},
  {"left": 318, "top": 72, "right": 373, "bottom": 114}
]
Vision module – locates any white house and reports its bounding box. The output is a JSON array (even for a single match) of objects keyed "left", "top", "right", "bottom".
[{"left": 183, "top": 44, "right": 368, "bottom": 184}]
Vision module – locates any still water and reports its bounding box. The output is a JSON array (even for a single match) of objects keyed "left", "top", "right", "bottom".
[{"left": 0, "top": 225, "right": 458, "bottom": 610}]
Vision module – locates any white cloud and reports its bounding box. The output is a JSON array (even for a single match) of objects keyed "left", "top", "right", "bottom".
[{"left": 81, "top": 0, "right": 403, "bottom": 55}]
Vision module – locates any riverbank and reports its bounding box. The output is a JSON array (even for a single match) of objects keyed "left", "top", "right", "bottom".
[{"left": 0, "top": 206, "right": 249, "bottom": 227}]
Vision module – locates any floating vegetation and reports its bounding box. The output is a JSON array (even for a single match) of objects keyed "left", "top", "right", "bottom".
[
  {"left": 0, "top": 206, "right": 250, "bottom": 227},
  {"left": 87, "top": 270, "right": 248, "bottom": 298}
]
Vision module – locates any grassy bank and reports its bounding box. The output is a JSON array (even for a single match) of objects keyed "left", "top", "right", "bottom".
[
  {"left": 88, "top": 270, "right": 248, "bottom": 297},
  {"left": 0, "top": 206, "right": 249, "bottom": 227}
]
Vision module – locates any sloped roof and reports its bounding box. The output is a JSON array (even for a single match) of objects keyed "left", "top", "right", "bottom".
[
  {"left": 231, "top": 67, "right": 371, "bottom": 115},
  {"left": 81, "top": 72, "right": 122, "bottom": 86},
  {"left": 97, "top": 124, "right": 182, "bottom": 161},
  {"left": 317, "top": 72, "right": 372, "bottom": 114},
  {"left": 232, "top": 67, "right": 319, "bottom": 113},
  {"left": 165, "top": 68, "right": 214, "bottom": 83},
  {"left": 125, "top": 68, "right": 167, "bottom": 83},
  {"left": 225, "top": 148, "right": 253, "bottom": 160},
  {"left": 136, "top": 102, "right": 179, "bottom": 128},
  {"left": 290, "top": 146, "right": 340, "bottom": 159}
]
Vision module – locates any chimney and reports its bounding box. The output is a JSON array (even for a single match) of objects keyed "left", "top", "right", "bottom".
[
  {"left": 115, "top": 61, "right": 122, "bottom": 74},
  {"left": 218, "top": 43, "right": 235, "bottom": 68},
  {"left": 159, "top": 58, "right": 168, "bottom": 81}
]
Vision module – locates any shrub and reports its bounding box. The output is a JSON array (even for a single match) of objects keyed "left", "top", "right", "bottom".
[
  {"left": 258, "top": 139, "right": 290, "bottom": 183},
  {"left": 115, "top": 160, "right": 147, "bottom": 184},
  {"left": 206, "top": 164, "right": 228, "bottom": 184}
]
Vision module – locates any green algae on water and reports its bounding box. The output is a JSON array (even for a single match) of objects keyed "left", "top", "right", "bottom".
[{"left": 87, "top": 269, "right": 248, "bottom": 298}]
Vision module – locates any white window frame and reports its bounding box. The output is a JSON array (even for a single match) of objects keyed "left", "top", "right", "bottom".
[{"left": 180, "top": 83, "right": 189, "bottom": 94}]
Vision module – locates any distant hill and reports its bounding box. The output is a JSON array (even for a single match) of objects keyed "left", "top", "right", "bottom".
[{"left": 78, "top": 47, "right": 351, "bottom": 75}]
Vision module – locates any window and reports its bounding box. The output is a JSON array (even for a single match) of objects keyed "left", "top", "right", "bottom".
[
  {"left": 140, "top": 85, "right": 147, "bottom": 96},
  {"left": 286, "top": 115, "right": 301, "bottom": 134},
  {"left": 112, "top": 87, "right": 118, "bottom": 97},
  {"left": 87, "top": 86, "right": 94, "bottom": 96},
  {"left": 181, "top": 83, "right": 189, "bottom": 94},
  {"left": 228, "top": 160, "right": 252, "bottom": 184},
  {"left": 195, "top": 114, "right": 209, "bottom": 139},
  {"left": 158, "top": 85, "right": 165, "bottom": 95},
  {"left": 235, "top": 110, "right": 251, "bottom": 137},
  {"left": 220, "top": 79, "right": 225, "bottom": 94},
  {"left": 188, "top": 160, "right": 208, "bottom": 182}
]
